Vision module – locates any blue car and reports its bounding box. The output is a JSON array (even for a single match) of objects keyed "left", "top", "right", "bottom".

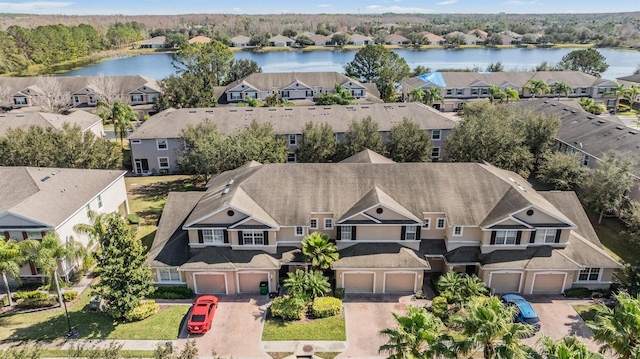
[{"left": 501, "top": 294, "right": 541, "bottom": 331}]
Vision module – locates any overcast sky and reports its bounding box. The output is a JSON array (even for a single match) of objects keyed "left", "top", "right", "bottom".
[{"left": 0, "top": 0, "right": 635, "bottom": 15}]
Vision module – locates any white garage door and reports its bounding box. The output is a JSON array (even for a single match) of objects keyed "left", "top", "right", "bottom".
[
  {"left": 490, "top": 273, "right": 522, "bottom": 294},
  {"left": 238, "top": 272, "right": 268, "bottom": 293},
  {"left": 384, "top": 273, "right": 416, "bottom": 293},
  {"left": 344, "top": 273, "right": 374, "bottom": 293},
  {"left": 532, "top": 273, "right": 565, "bottom": 294},
  {"left": 194, "top": 274, "right": 226, "bottom": 294}
]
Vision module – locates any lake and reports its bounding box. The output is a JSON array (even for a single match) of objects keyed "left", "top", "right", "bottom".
[{"left": 59, "top": 48, "right": 640, "bottom": 80}]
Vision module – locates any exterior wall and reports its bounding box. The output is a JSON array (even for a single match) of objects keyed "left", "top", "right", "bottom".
[
  {"left": 513, "top": 208, "right": 568, "bottom": 225},
  {"left": 427, "top": 257, "right": 444, "bottom": 272},
  {"left": 422, "top": 213, "right": 447, "bottom": 239},
  {"left": 335, "top": 269, "right": 423, "bottom": 293},
  {"left": 354, "top": 225, "right": 401, "bottom": 240},
  {"left": 312, "top": 213, "right": 336, "bottom": 240},
  {"left": 87, "top": 121, "right": 105, "bottom": 138},
  {"left": 130, "top": 138, "right": 181, "bottom": 174},
  {"left": 277, "top": 227, "right": 306, "bottom": 242},
  {"left": 184, "top": 270, "right": 239, "bottom": 295},
  {"left": 445, "top": 226, "right": 482, "bottom": 250},
  {"left": 199, "top": 209, "right": 248, "bottom": 225}
]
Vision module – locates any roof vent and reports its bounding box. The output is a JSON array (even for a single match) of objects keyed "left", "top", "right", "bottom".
[
  {"left": 221, "top": 188, "right": 229, "bottom": 196},
  {"left": 570, "top": 110, "right": 577, "bottom": 114},
  {"left": 269, "top": 108, "right": 276, "bottom": 111},
  {"left": 51, "top": 170, "right": 60, "bottom": 176},
  {"left": 597, "top": 120, "right": 606, "bottom": 124},
  {"left": 616, "top": 126, "right": 625, "bottom": 130},
  {"left": 285, "top": 108, "right": 293, "bottom": 111},
  {"left": 226, "top": 179, "right": 234, "bottom": 187},
  {"left": 230, "top": 109, "right": 237, "bottom": 112},
  {"left": 188, "top": 110, "right": 196, "bottom": 113},
  {"left": 246, "top": 109, "right": 253, "bottom": 112},
  {"left": 41, "top": 176, "right": 51, "bottom": 182},
  {"left": 587, "top": 116, "right": 594, "bottom": 119},
  {"left": 308, "top": 107, "right": 316, "bottom": 110},
  {"left": 508, "top": 177, "right": 516, "bottom": 182},
  {"left": 630, "top": 131, "right": 638, "bottom": 135}
]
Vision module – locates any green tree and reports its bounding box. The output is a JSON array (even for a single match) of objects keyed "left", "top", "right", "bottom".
[
  {"left": 177, "top": 120, "right": 228, "bottom": 182},
  {"left": 488, "top": 85, "right": 506, "bottom": 103},
  {"left": 315, "top": 84, "right": 355, "bottom": 105},
  {"left": 385, "top": 117, "right": 432, "bottom": 162},
  {"left": 445, "top": 33, "right": 466, "bottom": 46},
  {"left": 344, "top": 44, "right": 409, "bottom": 102},
  {"left": 92, "top": 213, "right": 155, "bottom": 320},
  {"left": 0, "top": 238, "right": 39, "bottom": 307},
  {"left": 524, "top": 79, "right": 550, "bottom": 98},
  {"left": 583, "top": 151, "right": 636, "bottom": 224},
  {"left": 520, "top": 111, "right": 561, "bottom": 163},
  {"left": 560, "top": 48, "right": 609, "bottom": 77},
  {"left": 331, "top": 33, "right": 348, "bottom": 47},
  {"left": 409, "top": 88, "right": 425, "bottom": 102},
  {"left": 424, "top": 87, "right": 443, "bottom": 107},
  {"left": 73, "top": 210, "right": 110, "bottom": 249},
  {"left": 410, "top": 65, "right": 431, "bottom": 77},
  {"left": 551, "top": 81, "right": 573, "bottom": 99},
  {"left": 227, "top": 120, "right": 288, "bottom": 170},
  {"left": 539, "top": 335, "right": 605, "bottom": 359},
  {"left": 282, "top": 29, "right": 297, "bottom": 38},
  {"left": 587, "top": 292, "right": 640, "bottom": 359},
  {"left": 301, "top": 232, "right": 339, "bottom": 271},
  {"left": 295, "top": 35, "right": 314, "bottom": 47},
  {"left": 436, "top": 272, "right": 488, "bottom": 305},
  {"left": 578, "top": 97, "right": 607, "bottom": 115},
  {"left": 505, "top": 87, "right": 520, "bottom": 103},
  {"left": 295, "top": 122, "right": 338, "bottom": 163},
  {"left": 624, "top": 84, "right": 640, "bottom": 110},
  {"left": 97, "top": 101, "right": 137, "bottom": 148},
  {"left": 486, "top": 62, "right": 504, "bottom": 72},
  {"left": 337, "top": 116, "right": 383, "bottom": 160},
  {"left": 452, "top": 296, "right": 533, "bottom": 359},
  {"left": 283, "top": 269, "right": 330, "bottom": 299},
  {"left": 224, "top": 59, "right": 262, "bottom": 86},
  {"left": 379, "top": 306, "right": 454, "bottom": 359},
  {"left": 612, "top": 83, "right": 627, "bottom": 114},
  {"left": 536, "top": 152, "right": 587, "bottom": 191}
]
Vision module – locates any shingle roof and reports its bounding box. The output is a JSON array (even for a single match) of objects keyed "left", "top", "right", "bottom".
[
  {"left": 127, "top": 103, "right": 456, "bottom": 140},
  {"left": 181, "top": 247, "right": 281, "bottom": 270},
  {"left": 269, "top": 35, "right": 294, "bottom": 43},
  {"left": 0, "top": 75, "right": 160, "bottom": 97},
  {"left": 386, "top": 34, "right": 409, "bottom": 43},
  {"left": 0, "top": 110, "right": 101, "bottom": 137},
  {"left": 224, "top": 72, "right": 368, "bottom": 93},
  {"left": 339, "top": 149, "right": 396, "bottom": 164},
  {"left": 0, "top": 167, "right": 126, "bottom": 228},
  {"left": 333, "top": 243, "right": 430, "bottom": 269},
  {"left": 189, "top": 36, "right": 211, "bottom": 44},
  {"left": 617, "top": 74, "right": 640, "bottom": 83},
  {"left": 230, "top": 35, "right": 251, "bottom": 43}
]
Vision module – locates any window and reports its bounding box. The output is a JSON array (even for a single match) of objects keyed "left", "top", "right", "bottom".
[
  {"left": 131, "top": 94, "right": 143, "bottom": 102},
  {"left": 480, "top": 88, "right": 489, "bottom": 96},
  {"left": 446, "top": 89, "right": 453, "bottom": 96},
  {"left": 436, "top": 218, "right": 445, "bottom": 229},
  {"left": 324, "top": 218, "right": 334, "bottom": 230},
  {"left": 471, "top": 88, "right": 479, "bottom": 96},
  {"left": 158, "top": 268, "right": 181, "bottom": 282},
  {"left": 456, "top": 89, "right": 464, "bottom": 96},
  {"left": 14, "top": 98, "right": 27, "bottom": 105},
  {"left": 423, "top": 218, "right": 431, "bottom": 229},
  {"left": 341, "top": 226, "right": 352, "bottom": 240},
  {"left": 156, "top": 139, "right": 168, "bottom": 150},
  {"left": 158, "top": 157, "right": 170, "bottom": 169},
  {"left": 431, "top": 130, "right": 442, "bottom": 141},
  {"left": 131, "top": 140, "right": 141, "bottom": 145},
  {"left": 494, "top": 230, "right": 517, "bottom": 245},
  {"left": 453, "top": 226, "right": 463, "bottom": 236},
  {"left": 580, "top": 88, "right": 588, "bottom": 95},
  {"left": 534, "top": 229, "right": 557, "bottom": 243},
  {"left": 97, "top": 195, "right": 103, "bottom": 209},
  {"left": 85, "top": 204, "right": 91, "bottom": 213},
  {"left": 288, "top": 135, "right": 297, "bottom": 146},
  {"left": 282, "top": 91, "right": 290, "bottom": 98},
  {"left": 597, "top": 88, "right": 606, "bottom": 95},
  {"left": 306, "top": 90, "right": 313, "bottom": 97},
  {"left": 310, "top": 219, "right": 318, "bottom": 230},
  {"left": 582, "top": 154, "right": 590, "bottom": 167},
  {"left": 27, "top": 231, "right": 43, "bottom": 239},
  {"left": 242, "top": 231, "right": 264, "bottom": 245},
  {"left": 578, "top": 268, "right": 600, "bottom": 281},
  {"left": 295, "top": 226, "right": 304, "bottom": 236},
  {"left": 431, "top": 147, "right": 441, "bottom": 159},
  {"left": 405, "top": 226, "right": 417, "bottom": 240},
  {"left": 202, "top": 229, "right": 224, "bottom": 244},
  {"left": 286, "top": 153, "right": 296, "bottom": 163}
]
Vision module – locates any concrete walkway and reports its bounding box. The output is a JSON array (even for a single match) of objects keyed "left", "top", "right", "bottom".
[{"left": 261, "top": 341, "right": 347, "bottom": 352}]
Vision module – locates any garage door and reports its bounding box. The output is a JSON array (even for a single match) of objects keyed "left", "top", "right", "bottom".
[
  {"left": 194, "top": 274, "right": 227, "bottom": 294},
  {"left": 532, "top": 273, "right": 565, "bottom": 294},
  {"left": 384, "top": 273, "right": 416, "bottom": 293},
  {"left": 344, "top": 273, "right": 374, "bottom": 293},
  {"left": 490, "top": 273, "right": 522, "bottom": 294},
  {"left": 238, "top": 272, "right": 268, "bottom": 293}
]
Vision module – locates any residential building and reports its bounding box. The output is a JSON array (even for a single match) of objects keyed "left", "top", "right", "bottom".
[
  {"left": 269, "top": 35, "right": 294, "bottom": 47},
  {"left": 126, "top": 103, "right": 455, "bottom": 174},
  {"left": 617, "top": 73, "right": 640, "bottom": 104},
  {"left": 421, "top": 32, "right": 445, "bottom": 45},
  {"left": 0, "top": 167, "right": 128, "bottom": 282},
  {"left": 385, "top": 34, "right": 410, "bottom": 45},
  {"left": 230, "top": 35, "right": 251, "bottom": 47},
  {"left": 467, "top": 29, "right": 488, "bottom": 39},
  {"left": 139, "top": 36, "right": 165, "bottom": 49},
  {"left": 402, "top": 71, "right": 618, "bottom": 112},
  {"left": 188, "top": 36, "right": 211, "bottom": 44},
  {"left": 147, "top": 151, "right": 620, "bottom": 295},
  {"left": 0, "top": 110, "right": 104, "bottom": 138},
  {"left": 348, "top": 34, "right": 374, "bottom": 46},
  {"left": 445, "top": 31, "right": 482, "bottom": 45},
  {"left": 296, "top": 32, "right": 331, "bottom": 46}
]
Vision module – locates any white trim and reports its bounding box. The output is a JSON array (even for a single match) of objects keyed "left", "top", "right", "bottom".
[
  {"left": 431, "top": 129, "right": 442, "bottom": 141},
  {"left": 229, "top": 216, "right": 277, "bottom": 230},
  {"left": 530, "top": 271, "right": 568, "bottom": 295},
  {"left": 236, "top": 271, "right": 270, "bottom": 293},
  {"left": 453, "top": 226, "right": 463, "bottom": 237},
  {"left": 0, "top": 212, "right": 51, "bottom": 231},
  {"left": 310, "top": 218, "right": 318, "bottom": 230},
  {"left": 156, "top": 138, "right": 168, "bottom": 151},
  {"left": 436, "top": 218, "right": 446, "bottom": 229},
  {"left": 423, "top": 218, "right": 431, "bottom": 230},
  {"left": 577, "top": 267, "right": 603, "bottom": 282},
  {"left": 192, "top": 272, "right": 229, "bottom": 295},
  {"left": 487, "top": 271, "right": 524, "bottom": 293},
  {"left": 294, "top": 226, "right": 304, "bottom": 237},
  {"left": 157, "top": 156, "right": 170, "bottom": 169},
  {"left": 324, "top": 218, "right": 334, "bottom": 230},
  {"left": 382, "top": 271, "right": 418, "bottom": 294},
  {"left": 311, "top": 212, "right": 334, "bottom": 215},
  {"left": 341, "top": 271, "right": 376, "bottom": 293},
  {"left": 430, "top": 147, "right": 441, "bottom": 159},
  {"left": 337, "top": 203, "right": 420, "bottom": 224},
  {"left": 183, "top": 205, "right": 248, "bottom": 228}
]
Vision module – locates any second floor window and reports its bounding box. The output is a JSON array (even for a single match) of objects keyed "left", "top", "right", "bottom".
[
  {"left": 288, "top": 135, "right": 297, "bottom": 145},
  {"left": 495, "top": 230, "right": 517, "bottom": 245},
  {"left": 97, "top": 195, "right": 103, "bottom": 209},
  {"left": 431, "top": 130, "right": 442, "bottom": 141},
  {"left": 324, "top": 218, "right": 334, "bottom": 230},
  {"left": 310, "top": 219, "right": 318, "bottom": 229},
  {"left": 405, "top": 226, "right": 417, "bottom": 240},
  {"left": 202, "top": 229, "right": 224, "bottom": 243},
  {"left": 157, "top": 139, "right": 168, "bottom": 150},
  {"left": 436, "top": 218, "right": 445, "bottom": 229},
  {"left": 341, "top": 226, "right": 352, "bottom": 240},
  {"left": 534, "top": 229, "right": 557, "bottom": 244},
  {"left": 243, "top": 231, "right": 264, "bottom": 245},
  {"left": 131, "top": 94, "right": 143, "bottom": 102}
]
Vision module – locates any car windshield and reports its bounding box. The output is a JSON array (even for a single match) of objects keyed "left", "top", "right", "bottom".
[
  {"left": 191, "top": 314, "right": 206, "bottom": 323},
  {"left": 523, "top": 316, "right": 540, "bottom": 325}
]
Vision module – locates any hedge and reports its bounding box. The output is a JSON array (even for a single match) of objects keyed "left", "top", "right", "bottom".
[
  {"left": 270, "top": 296, "right": 306, "bottom": 321},
  {"left": 146, "top": 286, "right": 195, "bottom": 299},
  {"left": 311, "top": 297, "right": 342, "bottom": 318},
  {"left": 63, "top": 290, "right": 78, "bottom": 302},
  {"left": 13, "top": 290, "right": 50, "bottom": 301},
  {"left": 125, "top": 300, "right": 159, "bottom": 321}
]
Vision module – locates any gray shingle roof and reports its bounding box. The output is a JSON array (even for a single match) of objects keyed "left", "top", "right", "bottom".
[
  {"left": 339, "top": 149, "right": 396, "bottom": 164},
  {"left": 224, "top": 72, "right": 368, "bottom": 93},
  {"left": 0, "top": 110, "right": 101, "bottom": 137},
  {"left": 617, "top": 74, "right": 640, "bottom": 83},
  {"left": 404, "top": 71, "right": 611, "bottom": 89},
  {"left": 0, "top": 75, "right": 160, "bottom": 97},
  {"left": 127, "top": 103, "right": 456, "bottom": 140},
  {"left": 333, "top": 243, "right": 430, "bottom": 269}
]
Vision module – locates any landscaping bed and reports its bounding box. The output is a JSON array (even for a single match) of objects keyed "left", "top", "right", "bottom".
[{"left": 262, "top": 314, "right": 346, "bottom": 341}]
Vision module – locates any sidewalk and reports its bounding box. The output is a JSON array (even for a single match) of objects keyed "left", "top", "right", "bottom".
[
  {"left": 61, "top": 339, "right": 177, "bottom": 351},
  {"left": 260, "top": 340, "right": 346, "bottom": 353}
]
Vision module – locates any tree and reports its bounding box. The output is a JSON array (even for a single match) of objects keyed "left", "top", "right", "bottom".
[
  {"left": 337, "top": 116, "right": 383, "bottom": 160},
  {"left": 410, "top": 65, "right": 431, "bottom": 77},
  {"left": 445, "top": 33, "right": 466, "bottom": 46},
  {"left": 486, "top": 62, "right": 504, "bottom": 72},
  {"left": 578, "top": 97, "right": 607, "bottom": 115},
  {"left": 249, "top": 33, "right": 269, "bottom": 48},
  {"left": 385, "top": 117, "right": 432, "bottom": 162},
  {"left": 283, "top": 269, "right": 330, "bottom": 299},
  {"left": 379, "top": 306, "right": 454, "bottom": 359},
  {"left": 539, "top": 335, "right": 605, "bottom": 359},
  {"left": 488, "top": 85, "right": 506, "bottom": 103},
  {"left": 612, "top": 83, "right": 627, "bottom": 114},
  {"left": 409, "top": 88, "right": 425, "bottom": 102},
  {"left": 92, "top": 212, "right": 155, "bottom": 320},
  {"left": 176, "top": 120, "right": 228, "bottom": 181},
  {"left": 520, "top": 111, "right": 561, "bottom": 163},
  {"left": 524, "top": 79, "right": 550, "bottom": 98},
  {"left": 560, "top": 49, "right": 609, "bottom": 77},
  {"left": 505, "top": 87, "right": 520, "bottom": 103},
  {"left": 551, "top": 81, "right": 573, "bottom": 99},
  {"left": 224, "top": 59, "right": 262, "bottom": 86},
  {"left": 0, "top": 238, "right": 39, "bottom": 307},
  {"left": 295, "top": 35, "right": 314, "bottom": 47},
  {"left": 436, "top": 272, "right": 488, "bottom": 305},
  {"left": 33, "top": 76, "right": 69, "bottom": 113},
  {"left": 537, "top": 152, "right": 587, "bottom": 191},
  {"left": 97, "top": 101, "right": 137, "bottom": 148},
  {"left": 624, "top": 84, "right": 640, "bottom": 109},
  {"left": 583, "top": 151, "right": 636, "bottom": 224},
  {"left": 316, "top": 84, "right": 354, "bottom": 105},
  {"left": 34, "top": 232, "right": 86, "bottom": 306},
  {"left": 451, "top": 296, "right": 533, "bottom": 359},
  {"left": 295, "top": 122, "right": 338, "bottom": 163},
  {"left": 226, "top": 120, "right": 288, "bottom": 170},
  {"left": 301, "top": 232, "right": 339, "bottom": 271},
  {"left": 424, "top": 87, "right": 443, "bottom": 107},
  {"left": 587, "top": 292, "right": 640, "bottom": 359},
  {"left": 88, "top": 73, "right": 119, "bottom": 105},
  {"left": 73, "top": 210, "right": 110, "bottom": 249},
  {"left": 344, "top": 44, "right": 409, "bottom": 102},
  {"left": 282, "top": 29, "right": 297, "bottom": 38},
  {"left": 331, "top": 33, "right": 348, "bottom": 47}
]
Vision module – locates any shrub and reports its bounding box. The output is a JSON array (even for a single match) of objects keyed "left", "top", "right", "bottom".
[
  {"left": 124, "top": 300, "right": 159, "bottom": 322},
  {"left": 333, "top": 288, "right": 345, "bottom": 300},
  {"left": 430, "top": 296, "right": 449, "bottom": 319},
  {"left": 16, "top": 296, "right": 57, "bottom": 309},
  {"left": 125, "top": 214, "right": 140, "bottom": 225},
  {"left": 81, "top": 253, "right": 97, "bottom": 272},
  {"left": 13, "top": 290, "right": 50, "bottom": 301},
  {"left": 270, "top": 296, "right": 306, "bottom": 321},
  {"left": 311, "top": 297, "right": 342, "bottom": 318},
  {"left": 63, "top": 290, "right": 78, "bottom": 302},
  {"left": 414, "top": 289, "right": 426, "bottom": 299},
  {"left": 0, "top": 295, "right": 7, "bottom": 307},
  {"left": 146, "top": 286, "right": 195, "bottom": 299},
  {"left": 564, "top": 287, "right": 590, "bottom": 298}
]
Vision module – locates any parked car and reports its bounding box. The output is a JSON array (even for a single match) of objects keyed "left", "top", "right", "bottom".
[
  {"left": 187, "top": 295, "right": 219, "bottom": 334},
  {"left": 501, "top": 294, "right": 541, "bottom": 331}
]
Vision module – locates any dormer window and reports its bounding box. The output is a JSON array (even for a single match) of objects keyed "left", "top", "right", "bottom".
[
  {"left": 493, "top": 230, "right": 518, "bottom": 245},
  {"left": 295, "top": 226, "right": 304, "bottom": 236}
]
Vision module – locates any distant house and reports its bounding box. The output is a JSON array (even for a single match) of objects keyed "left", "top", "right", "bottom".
[
  {"left": 500, "top": 30, "right": 523, "bottom": 40},
  {"left": 188, "top": 36, "right": 211, "bottom": 44},
  {"left": 269, "top": 35, "right": 294, "bottom": 47},
  {"left": 445, "top": 31, "right": 482, "bottom": 45},
  {"left": 296, "top": 32, "right": 331, "bottom": 46},
  {"left": 467, "top": 29, "right": 488, "bottom": 39},
  {"left": 385, "top": 34, "right": 410, "bottom": 45},
  {"left": 499, "top": 34, "right": 519, "bottom": 45},
  {"left": 617, "top": 74, "right": 640, "bottom": 104},
  {"left": 230, "top": 35, "right": 251, "bottom": 47},
  {"left": 0, "top": 110, "right": 104, "bottom": 138},
  {"left": 348, "top": 34, "right": 374, "bottom": 46},
  {"left": 421, "top": 32, "right": 445, "bottom": 45},
  {"left": 139, "top": 36, "right": 165, "bottom": 49}
]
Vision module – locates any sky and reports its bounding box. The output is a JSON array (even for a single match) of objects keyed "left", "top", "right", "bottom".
[{"left": 0, "top": 0, "right": 635, "bottom": 15}]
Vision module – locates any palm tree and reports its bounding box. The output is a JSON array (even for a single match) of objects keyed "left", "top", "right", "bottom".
[
  {"left": 283, "top": 269, "right": 330, "bottom": 299},
  {"left": 436, "top": 272, "right": 488, "bottom": 305},
  {"left": 488, "top": 85, "right": 506, "bottom": 104},
  {"left": 451, "top": 296, "right": 533, "bottom": 359},
  {"left": 73, "top": 210, "right": 109, "bottom": 249},
  {"left": 424, "top": 87, "right": 443, "bottom": 107},
  {"left": 551, "top": 81, "right": 573, "bottom": 100},
  {"left": 334, "top": 83, "right": 354, "bottom": 102},
  {"left": 505, "top": 87, "right": 520, "bottom": 103},
  {"left": 578, "top": 98, "right": 607, "bottom": 115},
  {"left": 379, "top": 306, "right": 455, "bottom": 359},
  {"left": 539, "top": 335, "right": 605, "bottom": 359},
  {"left": 524, "top": 79, "right": 550, "bottom": 99},
  {"left": 97, "top": 101, "right": 137, "bottom": 148},
  {"left": 612, "top": 83, "right": 627, "bottom": 114},
  {"left": 301, "top": 232, "right": 338, "bottom": 271},
  {"left": 409, "top": 88, "right": 425, "bottom": 102},
  {"left": 34, "top": 232, "right": 86, "bottom": 306},
  {"left": 587, "top": 292, "right": 640, "bottom": 359},
  {"left": 283, "top": 269, "right": 307, "bottom": 297},
  {"left": 0, "top": 238, "right": 39, "bottom": 307},
  {"left": 624, "top": 84, "right": 640, "bottom": 111}
]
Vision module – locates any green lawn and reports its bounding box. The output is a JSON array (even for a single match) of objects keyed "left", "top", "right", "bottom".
[
  {"left": 262, "top": 315, "right": 346, "bottom": 341},
  {"left": 589, "top": 214, "right": 639, "bottom": 265},
  {"left": 40, "top": 349, "right": 156, "bottom": 357},
  {"left": 573, "top": 304, "right": 600, "bottom": 323},
  {"left": 0, "top": 288, "right": 190, "bottom": 341}
]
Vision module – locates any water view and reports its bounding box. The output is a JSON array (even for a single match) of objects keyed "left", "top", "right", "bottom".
[{"left": 58, "top": 48, "right": 640, "bottom": 80}]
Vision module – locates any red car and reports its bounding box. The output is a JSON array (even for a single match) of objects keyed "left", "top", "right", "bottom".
[{"left": 187, "top": 295, "right": 219, "bottom": 334}]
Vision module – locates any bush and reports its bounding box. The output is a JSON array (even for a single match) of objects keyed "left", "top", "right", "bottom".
[
  {"left": 564, "top": 287, "right": 590, "bottom": 298},
  {"left": 63, "top": 290, "right": 78, "bottom": 302},
  {"left": 146, "top": 286, "right": 195, "bottom": 299},
  {"left": 16, "top": 297, "right": 57, "bottom": 309},
  {"left": 0, "top": 295, "right": 7, "bottom": 307},
  {"left": 13, "top": 290, "right": 50, "bottom": 301},
  {"left": 125, "top": 214, "right": 140, "bottom": 225},
  {"left": 430, "top": 296, "right": 449, "bottom": 318},
  {"left": 414, "top": 289, "right": 426, "bottom": 299},
  {"left": 270, "top": 296, "right": 307, "bottom": 321},
  {"left": 311, "top": 297, "right": 342, "bottom": 318},
  {"left": 81, "top": 253, "right": 97, "bottom": 273},
  {"left": 124, "top": 300, "right": 159, "bottom": 322},
  {"left": 333, "top": 288, "right": 345, "bottom": 300}
]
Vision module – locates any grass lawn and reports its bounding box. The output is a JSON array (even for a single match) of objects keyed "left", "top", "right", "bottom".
[
  {"left": 573, "top": 304, "right": 600, "bottom": 323},
  {"left": 0, "top": 287, "right": 190, "bottom": 341},
  {"left": 41, "top": 349, "right": 156, "bottom": 357},
  {"left": 262, "top": 315, "right": 346, "bottom": 341},
  {"left": 588, "top": 213, "right": 640, "bottom": 265}
]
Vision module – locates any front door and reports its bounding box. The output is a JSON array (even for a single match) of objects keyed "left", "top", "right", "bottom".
[{"left": 134, "top": 159, "right": 149, "bottom": 174}]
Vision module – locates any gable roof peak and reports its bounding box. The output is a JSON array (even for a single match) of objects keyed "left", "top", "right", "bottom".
[{"left": 339, "top": 149, "right": 395, "bottom": 164}]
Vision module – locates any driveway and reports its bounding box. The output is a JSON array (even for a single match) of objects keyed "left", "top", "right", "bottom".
[{"left": 177, "top": 295, "right": 270, "bottom": 358}]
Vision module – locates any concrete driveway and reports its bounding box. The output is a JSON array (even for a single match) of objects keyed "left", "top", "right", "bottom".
[{"left": 177, "top": 295, "right": 270, "bottom": 358}]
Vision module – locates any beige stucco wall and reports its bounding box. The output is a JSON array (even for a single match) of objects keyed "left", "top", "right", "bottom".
[
  {"left": 422, "top": 214, "right": 446, "bottom": 239},
  {"left": 355, "top": 226, "right": 402, "bottom": 241},
  {"left": 277, "top": 227, "right": 305, "bottom": 242},
  {"left": 335, "top": 269, "right": 423, "bottom": 294},
  {"left": 312, "top": 214, "right": 337, "bottom": 239}
]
